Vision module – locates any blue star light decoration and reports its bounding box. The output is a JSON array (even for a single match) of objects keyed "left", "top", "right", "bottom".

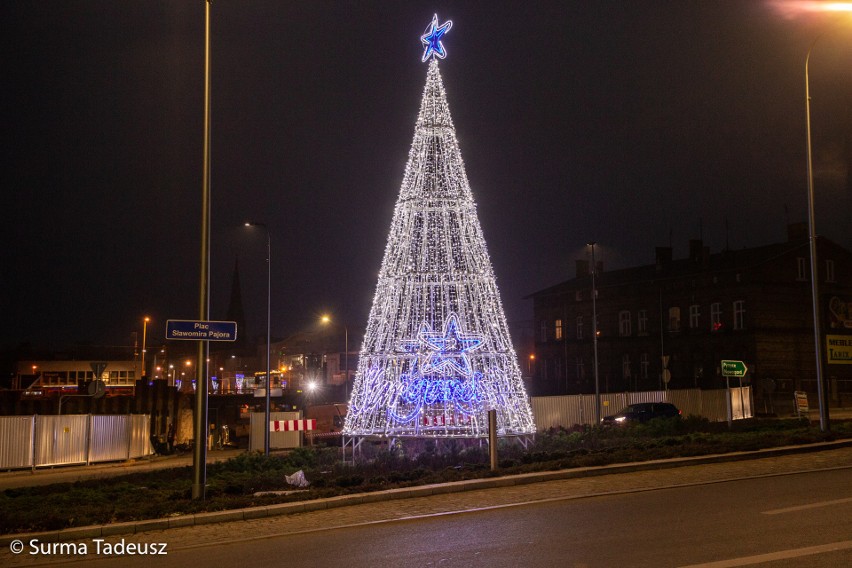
[
  {"left": 419, "top": 313, "right": 482, "bottom": 376},
  {"left": 388, "top": 313, "right": 486, "bottom": 423},
  {"left": 420, "top": 14, "right": 453, "bottom": 62}
]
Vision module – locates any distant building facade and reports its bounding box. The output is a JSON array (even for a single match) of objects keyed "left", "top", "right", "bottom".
[
  {"left": 527, "top": 225, "right": 852, "bottom": 410},
  {"left": 15, "top": 360, "right": 138, "bottom": 394}
]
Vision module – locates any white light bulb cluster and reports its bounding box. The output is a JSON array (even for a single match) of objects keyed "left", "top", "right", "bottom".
[{"left": 344, "top": 60, "right": 535, "bottom": 439}]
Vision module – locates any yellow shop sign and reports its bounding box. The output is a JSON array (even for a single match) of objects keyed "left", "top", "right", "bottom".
[{"left": 827, "top": 335, "right": 852, "bottom": 364}]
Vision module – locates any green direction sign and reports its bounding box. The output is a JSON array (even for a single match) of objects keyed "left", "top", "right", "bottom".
[{"left": 721, "top": 359, "right": 748, "bottom": 378}]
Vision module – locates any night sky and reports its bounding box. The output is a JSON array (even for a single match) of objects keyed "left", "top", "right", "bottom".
[{"left": 3, "top": 1, "right": 851, "bottom": 353}]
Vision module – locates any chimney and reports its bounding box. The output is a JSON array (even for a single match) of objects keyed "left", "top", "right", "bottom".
[
  {"left": 576, "top": 259, "right": 589, "bottom": 278},
  {"left": 655, "top": 247, "right": 672, "bottom": 270}
]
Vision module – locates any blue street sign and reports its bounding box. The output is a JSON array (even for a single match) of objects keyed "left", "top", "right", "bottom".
[{"left": 166, "top": 320, "right": 238, "bottom": 342}]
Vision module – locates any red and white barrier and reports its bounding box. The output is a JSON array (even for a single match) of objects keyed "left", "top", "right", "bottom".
[{"left": 270, "top": 419, "right": 316, "bottom": 432}]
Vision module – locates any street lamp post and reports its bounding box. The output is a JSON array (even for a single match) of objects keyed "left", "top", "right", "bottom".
[
  {"left": 141, "top": 316, "right": 150, "bottom": 379},
  {"left": 192, "top": 0, "right": 213, "bottom": 501},
  {"left": 804, "top": 39, "right": 831, "bottom": 432},
  {"left": 246, "top": 222, "right": 272, "bottom": 455},
  {"left": 321, "top": 315, "right": 349, "bottom": 399},
  {"left": 588, "top": 242, "right": 601, "bottom": 425}
]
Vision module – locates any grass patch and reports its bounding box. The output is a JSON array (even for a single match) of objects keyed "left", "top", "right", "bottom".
[{"left": 2, "top": 417, "right": 850, "bottom": 534}]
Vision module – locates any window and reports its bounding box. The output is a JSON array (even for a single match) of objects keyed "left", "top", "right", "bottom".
[
  {"left": 555, "top": 319, "right": 563, "bottom": 340},
  {"left": 668, "top": 307, "right": 681, "bottom": 331},
  {"left": 554, "top": 357, "right": 562, "bottom": 380},
  {"left": 539, "top": 320, "right": 547, "bottom": 342},
  {"left": 797, "top": 257, "right": 807, "bottom": 281},
  {"left": 622, "top": 354, "right": 631, "bottom": 380},
  {"left": 637, "top": 310, "right": 648, "bottom": 335},
  {"left": 689, "top": 304, "right": 700, "bottom": 329},
  {"left": 733, "top": 300, "right": 745, "bottom": 330},
  {"left": 711, "top": 302, "right": 722, "bottom": 331},
  {"left": 826, "top": 259, "right": 836, "bottom": 283},
  {"left": 542, "top": 358, "right": 548, "bottom": 381},
  {"left": 619, "top": 311, "right": 632, "bottom": 336},
  {"left": 575, "top": 290, "right": 583, "bottom": 301},
  {"left": 576, "top": 316, "right": 583, "bottom": 339},
  {"left": 576, "top": 357, "right": 585, "bottom": 380},
  {"left": 640, "top": 353, "right": 649, "bottom": 379}
]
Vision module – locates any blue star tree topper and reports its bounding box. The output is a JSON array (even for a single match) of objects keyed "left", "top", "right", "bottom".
[{"left": 421, "top": 14, "right": 453, "bottom": 62}]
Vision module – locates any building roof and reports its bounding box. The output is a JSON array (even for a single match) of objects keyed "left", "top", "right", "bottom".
[{"left": 526, "top": 235, "right": 848, "bottom": 300}]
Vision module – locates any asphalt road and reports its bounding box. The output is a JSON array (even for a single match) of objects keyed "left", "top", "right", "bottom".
[{"left": 5, "top": 450, "right": 852, "bottom": 567}]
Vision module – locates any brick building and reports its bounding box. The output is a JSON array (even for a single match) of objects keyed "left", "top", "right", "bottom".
[{"left": 527, "top": 225, "right": 852, "bottom": 411}]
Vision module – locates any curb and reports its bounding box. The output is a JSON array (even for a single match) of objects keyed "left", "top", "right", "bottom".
[{"left": 3, "top": 439, "right": 851, "bottom": 545}]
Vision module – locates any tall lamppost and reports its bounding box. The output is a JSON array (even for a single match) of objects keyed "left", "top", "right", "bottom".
[
  {"left": 192, "top": 0, "right": 213, "bottom": 501},
  {"left": 321, "top": 315, "right": 349, "bottom": 399},
  {"left": 588, "top": 242, "right": 601, "bottom": 425},
  {"left": 141, "top": 316, "right": 150, "bottom": 379},
  {"left": 245, "top": 221, "right": 272, "bottom": 455},
  {"left": 804, "top": 38, "right": 831, "bottom": 432}
]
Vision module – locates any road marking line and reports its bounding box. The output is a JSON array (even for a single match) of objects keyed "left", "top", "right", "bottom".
[
  {"left": 762, "top": 496, "right": 852, "bottom": 515},
  {"left": 679, "top": 540, "right": 852, "bottom": 567}
]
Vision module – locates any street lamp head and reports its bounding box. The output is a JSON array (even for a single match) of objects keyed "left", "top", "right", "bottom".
[{"left": 321, "top": 315, "right": 331, "bottom": 324}]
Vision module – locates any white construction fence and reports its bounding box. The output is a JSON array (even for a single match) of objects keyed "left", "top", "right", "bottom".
[
  {"left": 531, "top": 387, "right": 753, "bottom": 431},
  {"left": 0, "top": 414, "right": 152, "bottom": 470}
]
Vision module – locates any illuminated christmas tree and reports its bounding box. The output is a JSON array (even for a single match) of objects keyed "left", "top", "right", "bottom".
[{"left": 343, "top": 16, "right": 535, "bottom": 439}]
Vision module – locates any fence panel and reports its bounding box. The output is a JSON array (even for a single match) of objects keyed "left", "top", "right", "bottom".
[
  {"left": 0, "top": 416, "right": 35, "bottom": 469},
  {"left": 250, "top": 411, "right": 302, "bottom": 451},
  {"left": 531, "top": 389, "right": 751, "bottom": 429},
  {"left": 730, "top": 387, "right": 754, "bottom": 420},
  {"left": 88, "top": 415, "right": 130, "bottom": 463},
  {"left": 600, "top": 392, "right": 630, "bottom": 419},
  {"left": 666, "top": 389, "right": 706, "bottom": 419},
  {"left": 530, "top": 396, "right": 582, "bottom": 430},
  {"left": 0, "top": 415, "right": 151, "bottom": 470},
  {"left": 129, "top": 414, "right": 152, "bottom": 458},
  {"left": 34, "top": 415, "right": 89, "bottom": 467}
]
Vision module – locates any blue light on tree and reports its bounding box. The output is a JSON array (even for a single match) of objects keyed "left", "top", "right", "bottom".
[
  {"left": 420, "top": 14, "right": 453, "bottom": 62},
  {"left": 388, "top": 313, "right": 486, "bottom": 424},
  {"left": 343, "top": 17, "right": 535, "bottom": 439}
]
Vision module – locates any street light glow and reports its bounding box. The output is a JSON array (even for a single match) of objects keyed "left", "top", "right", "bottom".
[{"left": 771, "top": 1, "right": 852, "bottom": 18}]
